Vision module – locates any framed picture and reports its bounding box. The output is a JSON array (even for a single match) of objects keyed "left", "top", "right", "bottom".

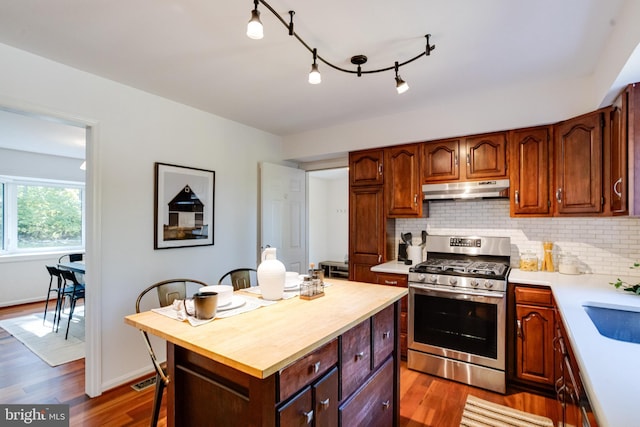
[{"left": 154, "top": 162, "right": 215, "bottom": 249}]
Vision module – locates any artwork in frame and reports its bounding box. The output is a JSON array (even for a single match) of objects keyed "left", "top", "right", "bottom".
[{"left": 154, "top": 162, "right": 215, "bottom": 249}]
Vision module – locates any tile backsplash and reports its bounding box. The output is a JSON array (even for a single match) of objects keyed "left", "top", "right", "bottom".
[{"left": 396, "top": 199, "right": 640, "bottom": 278}]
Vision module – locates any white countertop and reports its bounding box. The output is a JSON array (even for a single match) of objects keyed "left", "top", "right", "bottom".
[
  {"left": 370, "top": 260, "right": 412, "bottom": 275},
  {"left": 509, "top": 269, "right": 640, "bottom": 427}
]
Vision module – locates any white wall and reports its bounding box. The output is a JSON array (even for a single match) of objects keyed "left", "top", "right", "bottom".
[
  {"left": 397, "top": 199, "right": 640, "bottom": 278},
  {"left": 0, "top": 42, "right": 284, "bottom": 392}
]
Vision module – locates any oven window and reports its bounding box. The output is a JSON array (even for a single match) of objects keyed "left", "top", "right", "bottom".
[{"left": 413, "top": 294, "right": 497, "bottom": 359}]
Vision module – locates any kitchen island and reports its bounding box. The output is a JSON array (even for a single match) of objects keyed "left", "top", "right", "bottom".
[
  {"left": 509, "top": 269, "right": 640, "bottom": 427},
  {"left": 125, "top": 280, "right": 406, "bottom": 426}
]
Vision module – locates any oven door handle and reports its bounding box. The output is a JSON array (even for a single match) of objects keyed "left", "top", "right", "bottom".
[{"left": 409, "top": 283, "right": 505, "bottom": 299}]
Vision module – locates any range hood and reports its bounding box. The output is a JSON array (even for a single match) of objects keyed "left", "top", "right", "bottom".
[{"left": 422, "top": 179, "right": 510, "bottom": 200}]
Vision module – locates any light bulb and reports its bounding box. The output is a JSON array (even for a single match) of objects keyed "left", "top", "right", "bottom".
[
  {"left": 309, "top": 63, "right": 321, "bottom": 84},
  {"left": 247, "top": 10, "right": 263, "bottom": 40},
  {"left": 395, "top": 76, "right": 409, "bottom": 94}
]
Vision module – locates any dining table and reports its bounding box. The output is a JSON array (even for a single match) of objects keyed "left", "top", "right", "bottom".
[{"left": 57, "top": 261, "right": 85, "bottom": 275}]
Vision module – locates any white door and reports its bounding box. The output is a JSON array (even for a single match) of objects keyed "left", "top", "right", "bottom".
[{"left": 260, "top": 162, "right": 306, "bottom": 273}]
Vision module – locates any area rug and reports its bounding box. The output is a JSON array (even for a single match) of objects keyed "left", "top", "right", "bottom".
[
  {"left": 460, "top": 395, "right": 554, "bottom": 427},
  {"left": 0, "top": 307, "right": 84, "bottom": 367}
]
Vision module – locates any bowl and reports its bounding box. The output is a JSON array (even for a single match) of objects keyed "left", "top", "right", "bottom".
[{"left": 199, "top": 285, "right": 234, "bottom": 306}]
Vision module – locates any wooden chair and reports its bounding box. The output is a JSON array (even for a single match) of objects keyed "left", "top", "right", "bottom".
[
  {"left": 135, "top": 278, "right": 209, "bottom": 427},
  {"left": 217, "top": 268, "right": 257, "bottom": 291},
  {"left": 57, "top": 269, "right": 86, "bottom": 340}
]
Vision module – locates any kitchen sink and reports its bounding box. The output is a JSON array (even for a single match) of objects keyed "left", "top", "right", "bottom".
[{"left": 583, "top": 303, "right": 640, "bottom": 344}]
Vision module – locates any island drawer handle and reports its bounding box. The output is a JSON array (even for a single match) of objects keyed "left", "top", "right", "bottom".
[
  {"left": 303, "top": 410, "right": 314, "bottom": 424},
  {"left": 384, "top": 280, "right": 398, "bottom": 285},
  {"left": 355, "top": 351, "right": 365, "bottom": 360},
  {"left": 319, "top": 398, "right": 330, "bottom": 408},
  {"left": 381, "top": 400, "right": 390, "bottom": 409},
  {"left": 382, "top": 331, "right": 391, "bottom": 339},
  {"left": 311, "top": 361, "right": 321, "bottom": 373}
]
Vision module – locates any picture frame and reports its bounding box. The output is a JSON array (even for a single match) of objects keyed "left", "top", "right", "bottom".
[{"left": 154, "top": 162, "right": 215, "bottom": 249}]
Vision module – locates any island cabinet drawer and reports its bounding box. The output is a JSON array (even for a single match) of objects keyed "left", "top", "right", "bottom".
[
  {"left": 277, "top": 387, "right": 313, "bottom": 426},
  {"left": 339, "top": 357, "right": 394, "bottom": 427},
  {"left": 372, "top": 304, "right": 395, "bottom": 368},
  {"left": 279, "top": 338, "right": 338, "bottom": 401},
  {"left": 341, "top": 319, "right": 372, "bottom": 399},
  {"left": 515, "top": 286, "right": 552, "bottom": 306},
  {"left": 314, "top": 367, "right": 339, "bottom": 427}
]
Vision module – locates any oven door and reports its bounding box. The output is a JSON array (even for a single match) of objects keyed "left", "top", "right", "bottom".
[{"left": 408, "top": 284, "right": 505, "bottom": 371}]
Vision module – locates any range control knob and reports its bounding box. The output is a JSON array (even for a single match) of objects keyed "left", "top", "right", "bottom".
[
  {"left": 417, "top": 274, "right": 426, "bottom": 282},
  {"left": 484, "top": 280, "right": 495, "bottom": 289},
  {"left": 429, "top": 274, "right": 438, "bottom": 284},
  {"left": 449, "top": 277, "right": 458, "bottom": 286},
  {"left": 470, "top": 279, "right": 480, "bottom": 288}
]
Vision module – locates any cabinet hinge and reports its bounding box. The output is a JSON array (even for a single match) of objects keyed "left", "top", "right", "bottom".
[
  {"left": 601, "top": 196, "right": 605, "bottom": 206},
  {"left": 548, "top": 200, "right": 551, "bottom": 208}
]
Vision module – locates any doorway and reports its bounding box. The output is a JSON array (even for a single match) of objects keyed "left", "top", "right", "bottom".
[{"left": 307, "top": 168, "right": 349, "bottom": 270}]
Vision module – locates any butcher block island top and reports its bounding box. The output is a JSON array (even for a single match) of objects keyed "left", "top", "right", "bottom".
[{"left": 124, "top": 280, "right": 407, "bottom": 379}]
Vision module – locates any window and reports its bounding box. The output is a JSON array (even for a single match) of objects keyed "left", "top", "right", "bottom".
[{"left": 0, "top": 177, "right": 84, "bottom": 254}]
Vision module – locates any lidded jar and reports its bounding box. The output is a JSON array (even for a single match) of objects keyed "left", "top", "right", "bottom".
[
  {"left": 519, "top": 251, "right": 538, "bottom": 271},
  {"left": 257, "top": 247, "right": 286, "bottom": 300}
]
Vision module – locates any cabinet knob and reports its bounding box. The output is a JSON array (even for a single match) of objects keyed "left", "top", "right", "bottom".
[
  {"left": 355, "top": 351, "right": 365, "bottom": 360},
  {"left": 302, "top": 410, "right": 314, "bottom": 424},
  {"left": 514, "top": 190, "right": 519, "bottom": 205},
  {"left": 466, "top": 154, "right": 470, "bottom": 165},
  {"left": 381, "top": 400, "right": 390, "bottom": 410},
  {"left": 382, "top": 331, "right": 391, "bottom": 339},
  {"left": 414, "top": 194, "right": 418, "bottom": 206},
  {"left": 319, "top": 398, "right": 330, "bottom": 408},
  {"left": 516, "top": 319, "right": 523, "bottom": 338},
  {"left": 556, "top": 188, "right": 563, "bottom": 204},
  {"left": 311, "top": 361, "right": 321, "bottom": 374}
]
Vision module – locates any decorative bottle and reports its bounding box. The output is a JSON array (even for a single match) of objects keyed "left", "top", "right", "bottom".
[{"left": 257, "top": 247, "right": 286, "bottom": 300}]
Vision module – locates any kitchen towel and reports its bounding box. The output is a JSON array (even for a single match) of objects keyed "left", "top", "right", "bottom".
[{"left": 460, "top": 395, "right": 554, "bottom": 427}]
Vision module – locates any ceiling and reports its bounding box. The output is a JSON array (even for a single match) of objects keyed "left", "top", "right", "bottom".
[{"left": 0, "top": 0, "right": 637, "bottom": 158}]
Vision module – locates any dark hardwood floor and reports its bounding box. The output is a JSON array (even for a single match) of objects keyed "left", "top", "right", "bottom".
[{"left": 1, "top": 301, "right": 558, "bottom": 426}]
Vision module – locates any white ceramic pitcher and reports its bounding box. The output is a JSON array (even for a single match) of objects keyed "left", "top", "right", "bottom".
[{"left": 257, "top": 247, "right": 286, "bottom": 300}]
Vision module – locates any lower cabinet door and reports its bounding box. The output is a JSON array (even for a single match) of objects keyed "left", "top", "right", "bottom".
[
  {"left": 278, "top": 387, "right": 313, "bottom": 426},
  {"left": 339, "top": 358, "right": 394, "bottom": 427},
  {"left": 314, "top": 367, "right": 339, "bottom": 427}
]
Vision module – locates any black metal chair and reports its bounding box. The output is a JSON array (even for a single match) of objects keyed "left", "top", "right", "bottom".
[
  {"left": 135, "top": 278, "right": 209, "bottom": 427},
  {"left": 57, "top": 269, "right": 86, "bottom": 339},
  {"left": 44, "top": 266, "right": 64, "bottom": 326},
  {"left": 217, "top": 268, "right": 257, "bottom": 291}
]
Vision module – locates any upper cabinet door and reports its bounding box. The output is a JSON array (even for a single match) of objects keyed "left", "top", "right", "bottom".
[
  {"left": 350, "top": 149, "right": 384, "bottom": 186},
  {"left": 465, "top": 132, "right": 508, "bottom": 180},
  {"left": 509, "top": 126, "right": 551, "bottom": 216},
  {"left": 554, "top": 111, "right": 603, "bottom": 215},
  {"left": 385, "top": 144, "right": 422, "bottom": 217},
  {"left": 609, "top": 94, "right": 628, "bottom": 215},
  {"left": 421, "top": 139, "right": 460, "bottom": 183}
]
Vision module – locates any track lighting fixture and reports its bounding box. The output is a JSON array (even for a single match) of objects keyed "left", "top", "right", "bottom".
[{"left": 246, "top": 0, "right": 435, "bottom": 94}]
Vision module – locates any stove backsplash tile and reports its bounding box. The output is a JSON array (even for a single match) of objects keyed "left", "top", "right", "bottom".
[{"left": 396, "top": 199, "right": 640, "bottom": 277}]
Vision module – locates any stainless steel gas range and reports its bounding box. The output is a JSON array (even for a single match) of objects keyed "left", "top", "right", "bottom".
[{"left": 407, "top": 235, "right": 511, "bottom": 394}]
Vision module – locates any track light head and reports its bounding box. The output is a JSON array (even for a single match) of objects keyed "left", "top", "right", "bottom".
[
  {"left": 395, "top": 62, "right": 409, "bottom": 94},
  {"left": 246, "top": 2, "right": 263, "bottom": 39}
]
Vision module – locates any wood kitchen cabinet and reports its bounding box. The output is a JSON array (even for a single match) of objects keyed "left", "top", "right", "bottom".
[
  {"left": 421, "top": 132, "right": 508, "bottom": 183},
  {"left": 385, "top": 144, "right": 422, "bottom": 217},
  {"left": 511, "top": 285, "right": 556, "bottom": 393},
  {"left": 554, "top": 300, "right": 598, "bottom": 427},
  {"left": 349, "top": 149, "right": 387, "bottom": 283},
  {"left": 553, "top": 110, "right": 604, "bottom": 215},
  {"left": 509, "top": 126, "right": 552, "bottom": 216},
  {"left": 376, "top": 272, "right": 408, "bottom": 359},
  {"left": 349, "top": 184, "right": 385, "bottom": 283},
  {"left": 350, "top": 149, "right": 384, "bottom": 186}
]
